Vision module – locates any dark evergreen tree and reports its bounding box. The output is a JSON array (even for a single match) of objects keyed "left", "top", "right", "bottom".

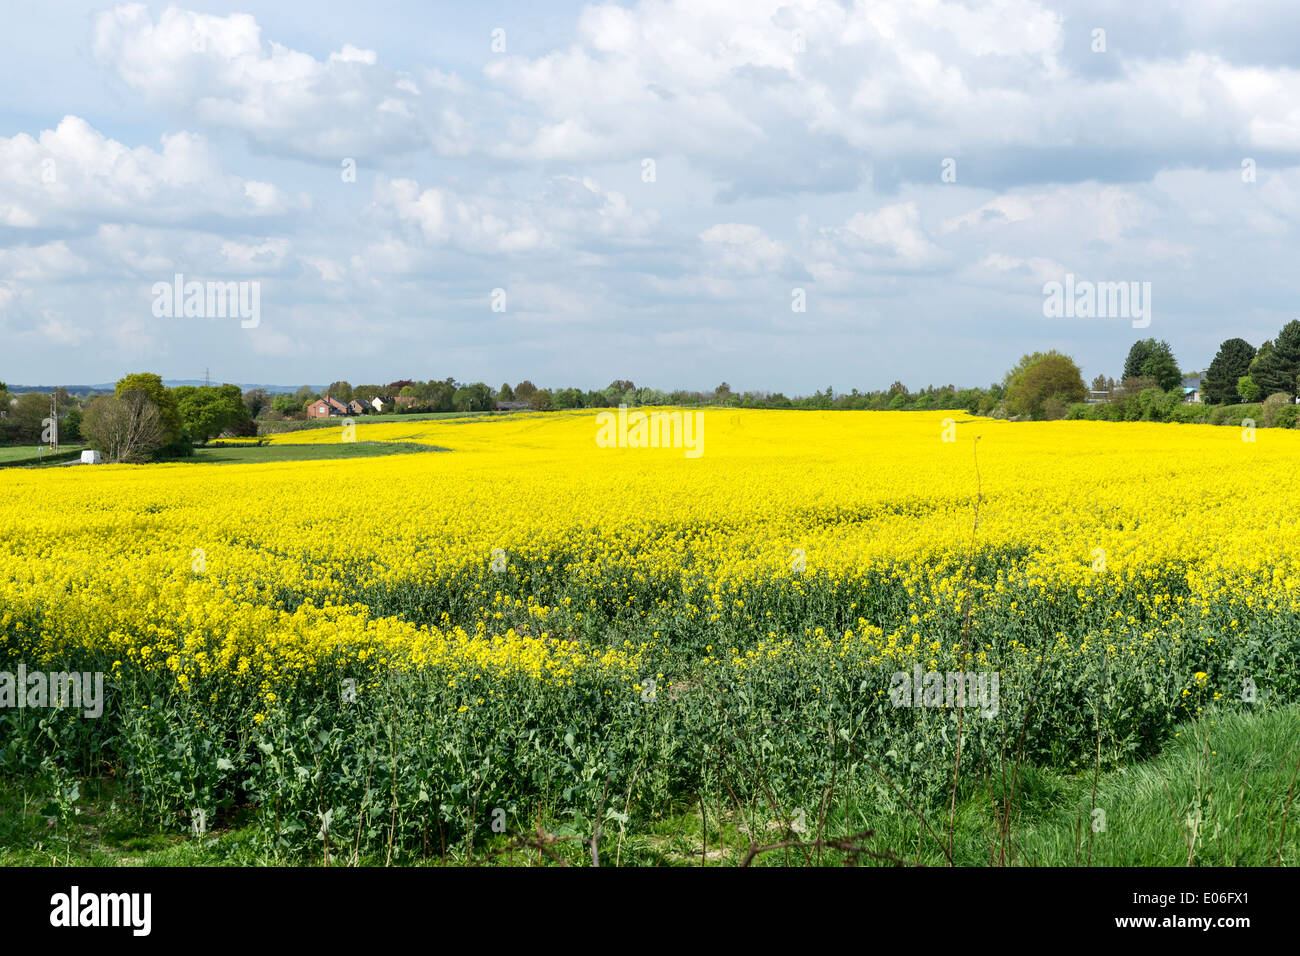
[
  {"left": 1202, "top": 338, "right": 1256, "bottom": 404},
  {"left": 1251, "top": 320, "right": 1300, "bottom": 397},
  {"left": 1140, "top": 340, "right": 1182, "bottom": 392},
  {"left": 1123, "top": 339, "right": 1154, "bottom": 380}
]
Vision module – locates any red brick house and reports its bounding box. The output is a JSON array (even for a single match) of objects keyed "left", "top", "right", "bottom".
[{"left": 306, "top": 396, "right": 350, "bottom": 418}]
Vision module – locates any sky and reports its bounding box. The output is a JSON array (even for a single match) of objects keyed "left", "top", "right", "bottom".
[{"left": 3, "top": 0, "right": 1300, "bottom": 392}]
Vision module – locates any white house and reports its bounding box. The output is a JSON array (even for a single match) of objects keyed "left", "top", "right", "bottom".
[{"left": 370, "top": 396, "right": 387, "bottom": 413}]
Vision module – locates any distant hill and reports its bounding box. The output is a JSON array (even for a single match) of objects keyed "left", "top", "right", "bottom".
[{"left": 6, "top": 382, "right": 321, "bottom": 395}]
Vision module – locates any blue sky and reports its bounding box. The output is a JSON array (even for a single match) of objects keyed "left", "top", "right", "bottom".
[{"left": 4, "top": 1, "right": 1300, "bottom": 391}]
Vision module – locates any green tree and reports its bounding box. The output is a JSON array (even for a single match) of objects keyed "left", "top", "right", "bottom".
[
  {"left": 513, "top": 380, "right": 538, "bottom": 401},
  {"left": 497, "top": 382, "right": 515, "bottom": 402},
  {"left": 1237, "top": 375, "right": 1261, "bottom": 403},
  {"left": 326, "top": 381, "right": 353, "bottom": 402},
  {"left": 62, "top": 406, "right": 83, "bottom": 443},
  {"left": 1202, "top": 338, "right": 1256, "bottom": 405},
  {"left": 272, "top": 393, "right": 303, "bottom": 417},
  {"left": 1157, "top": 387, "right": 1185, "bottom": 421},
  {"left": 116, "top": 373, "right": 183, "bottom": 449},
  {"left": 10, "top": 392, "right": 50, "bottom": 443},
  {"left": 174, "top": 384, "right": 249, "bottom": 442},
  {"left": 1004, "top": 351, "right": 1087, "bottom": 420},
  {"left": 1250, "top": 320, "right": 1300, "bottom": 397},
  {"left": 84, "top": 390, "right": 165, "bottom": 462},
  {"left": 551, "top": 387, "right": 584, "bottom": 409},
  {"left": 453, "top": 382, "right": 495, "bottom": 412},
  {"left": 1122, "top": 340, "right": 1154, "bottom": 381},
  {"left": 1262, "top": 392, "right": 1294, "bottom": 427},
  {"left": 1040, "top": 394, "right": 1069, "bottom": 421},
  {"left": 426, "top": 378, "right": 456, "bottom": 411},
  {"left": 175, "top": 388, "right": 231, "bottom": 442},
  {"left": 243, "top": 387, "right": 271, "bottom": 419},
  {"left": 1139, "top": 340, "right": 1182, "bottom": 391}
]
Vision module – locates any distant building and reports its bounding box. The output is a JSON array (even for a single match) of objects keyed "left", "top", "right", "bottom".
[
  {"left": 1181, "top": 375, "right": 1202, "bottom": 404},
  {"left": 370, "top": 396, "right": 388, "bottom": 413},
  {"left": 306, "top": 395, "right": 350, "bottom": 418},
  {"left": 495, "top": 401, "right": 532, "bottom": 411},
  {"left": 346, "top": 399, "right": 366, "bottom": 415}
]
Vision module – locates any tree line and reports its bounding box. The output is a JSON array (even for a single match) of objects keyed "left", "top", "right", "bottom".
[
  {"left": 0, "top": 374, "right": 255, "bottom": 463},
  {"left": 6, "top": 320, "right": 1298, "bottom": 462}
]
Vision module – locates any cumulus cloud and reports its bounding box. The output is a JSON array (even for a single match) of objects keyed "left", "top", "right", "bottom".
[
  {"left": 699, "top": 223, "right": 791, "bottom": 274},
  {"left": 812, "top": 203, "right": 944, "bottom": 271},
  {"left": 480, "top": 0, "right": 1300, "bottom": 196},
  {"left": 81, "top": 2, "right": 1300, "bottom": 192},
  {"left": 7, "top": 0, "right": 1300, "bottom": 389},
  {"left": 92, "top": 3, "right": 433, "bottom": 160},
  {"left": 368, "top": 174, "right": 658, "bottom": 259},
  {"left": 0, "top": 115, "right": 296, "bottom": 229}
]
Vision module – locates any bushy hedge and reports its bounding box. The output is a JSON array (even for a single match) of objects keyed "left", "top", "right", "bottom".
[
  {"left": 1273, "top": 404, "right": 1300, "bottom": 429},
  {"left": 1165, "top": 403, "right": 1214, "bottom": 424},
  {"left": 1061, "top": 395, "right": 1296, "bottom": 429},
  {"left": 1211, "top": 403, "right": 1264, "bottom": 427}
]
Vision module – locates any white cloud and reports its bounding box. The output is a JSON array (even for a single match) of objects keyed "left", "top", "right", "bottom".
[
  {"left": 218, "top": 238, "right": 293, "bottom": 273},
  {"left": 92, "top": 4, "right": 432, "bottom": 159},
  {"left": 0, "top": 116, "right": 295, "bottom": 229},
  {"left": 699, "top": 223, "right": 790, "bottom": 274},
  {"left": 813, "top": 202, "right": 943, "bottom": 269},
  {"left": 369, "top": 174, "right": 659, "bottom": 259},
  {"left": 7, "top": 0, "right": 1300, "bottom": 390},
  {"left": 0, "top": 241, "right": 88, "bottom": 280}
]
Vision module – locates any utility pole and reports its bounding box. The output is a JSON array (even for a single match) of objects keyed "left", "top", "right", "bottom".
[{"left": 42, "top": 391, "right": 58, "bottom": 452}]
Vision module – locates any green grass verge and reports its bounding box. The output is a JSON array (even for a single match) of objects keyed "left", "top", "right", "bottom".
[
  {"left": 0, "top": 445, "right": 86, "bottom": 467},
  {"left": 4, "top": 705, "right": 1293, "bottom": 866},
  {"left": 187, "top": 441, "right": 446, "bottom": 464},
  {"left": 256, "top": 410, "right": 489, "bottom": 435}
]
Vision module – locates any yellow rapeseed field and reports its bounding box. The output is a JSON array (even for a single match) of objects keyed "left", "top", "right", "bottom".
[
  {"left": 7, "top": 408, "right": 1299, "bottom": 862},
  {"left": 4, "top": 409, "right": 1299, "bottom": 694}
]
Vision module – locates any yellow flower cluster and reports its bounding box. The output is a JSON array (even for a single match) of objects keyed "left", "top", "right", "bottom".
[{"left": 3, "top": 409, "right": 1297, "bottom": 692}]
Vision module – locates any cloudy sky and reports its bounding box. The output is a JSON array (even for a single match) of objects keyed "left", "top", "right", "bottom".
[{"left": 3, "top": 1, "right": 1299, "bottom": 392}]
